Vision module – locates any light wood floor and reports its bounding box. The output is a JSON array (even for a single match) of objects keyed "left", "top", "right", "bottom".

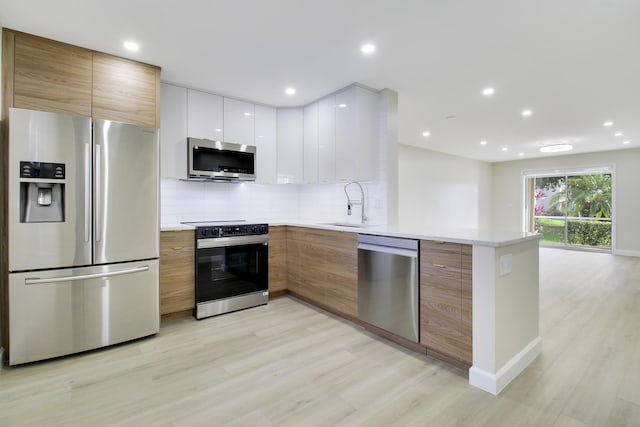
[{"left": 1, "top": 248, "right": 639, "bottom": 426}]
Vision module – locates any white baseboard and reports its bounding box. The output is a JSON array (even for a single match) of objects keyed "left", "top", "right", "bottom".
[
  {"left": 613, "top": 249, "right": 640, "bottom": 258},
  {"left": 469, "top": 336, "right": 542, "bottom": 395}
]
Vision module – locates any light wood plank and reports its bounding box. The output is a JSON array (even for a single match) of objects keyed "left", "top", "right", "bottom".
[{"left": 268, "top": 226, "right": 287, "bottom": 293}]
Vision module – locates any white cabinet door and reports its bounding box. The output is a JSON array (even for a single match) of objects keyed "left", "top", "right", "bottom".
[
  {"left": 276, "top": 108, "right": 304, "bottom": 184},
  {"left": 303, "top": 102, "right": 319, "bottom": 184},
  {"left": 335, "top": 87, "right": 356, "bottom": 182},
  {"left": 318, "top": 95, "right": 336, "bottom": 183},
  {"left": 254, "top": 105, "right": 277, "bottom": 184},
  {"left": 335, "top": 86, "right": 379, "bottom": 182},
  {"left": 224, "top": 98, "right": 255, "bottom": 145},
  {"left": 187, "top": 89, "right": 223, "bottom": 140},
  {"left": 160, "top": 83, "right": 187, "bottom": 179}
]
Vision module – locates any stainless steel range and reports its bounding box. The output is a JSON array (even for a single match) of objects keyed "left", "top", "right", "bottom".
[{"left": 182, "top": 221, "right": 269, "bottom": 319}]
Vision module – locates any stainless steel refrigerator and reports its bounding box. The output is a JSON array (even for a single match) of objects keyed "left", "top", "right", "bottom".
[{"left": 7, "top": 108, "right": 160, "bottom": 365}]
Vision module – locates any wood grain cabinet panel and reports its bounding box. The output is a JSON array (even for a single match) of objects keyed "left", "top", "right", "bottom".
[
  {"left": 268, "top": 226, "right": 287, "bottom": 294},
  {"left": 13, "top": 32, "right": 92, "bottom": 116},
  {"left": 159, "top": 230, "right": 195, "bottom": 315},
  {"left": 286, "top": 227, "right": 357, "bottom": 317},
  {"left": 92, "top": 52, "right": 160, "bottom": 127},
  {"left": 420, "top": 240, "right": 473, "bottom": 367}
]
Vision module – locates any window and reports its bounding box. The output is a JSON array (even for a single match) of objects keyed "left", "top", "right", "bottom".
[{"left": 525, "top": 168, "right": 613, "bottom": 251}]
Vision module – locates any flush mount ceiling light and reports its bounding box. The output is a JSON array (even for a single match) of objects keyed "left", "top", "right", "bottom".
[
  {"left": 361, "top": 43, "right": 376, "bottom": 55},
  {"left": 482, "top": 87, "right": 495, "bottom": 96},
  {"left": 521, "top": 109, "right": 533, "bottom": 117},
  {"left": 519, "top": 152, "right": 525, "bottom": 156},
  {"left": 123, "top": 41, "right": 139, "bottom": 52},
  {"left": 614, "top": 132, "right": 623, "bottom": 137},
  {"left": 284, "top": 87, "right": 296, "bottom": 96},
  {"left": 422, "top": 131, "right": 431, "bottom": 137},
  {"left": 603, "top": 121, "right": 614, "bottom": 127},
  {"left": 480, "top": 140, "right": 487, "bottom": 145},
  {"left": 540, "top": 144, "right": 573, "bottom": 153}
]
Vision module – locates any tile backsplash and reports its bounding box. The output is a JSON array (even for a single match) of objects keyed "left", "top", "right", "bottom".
[{"left": 161, "top": 179, "right": 387, "bottom": 225}]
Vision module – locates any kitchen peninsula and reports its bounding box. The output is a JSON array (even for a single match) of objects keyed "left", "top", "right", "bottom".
[{"left": 160, "top": 221, "right": 541, "bottom": 395}]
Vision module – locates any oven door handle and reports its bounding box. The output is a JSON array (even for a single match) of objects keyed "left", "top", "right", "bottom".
[{"left": 197, "top": 235, "right": 269, "bottom": 249}]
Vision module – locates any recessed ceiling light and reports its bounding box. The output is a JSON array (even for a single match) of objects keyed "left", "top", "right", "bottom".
[
  {"left": 482, "top": 87, "right": 495, "bottom": 96},
  {"left": 623, "top": 140, "right": 631, "bottom": 145},
  {"left": 123, "top": 41, "right": 139, "bottom": 52},
  {"left": 519, "top": 152, "right": 525, "bottom": 156},
  {"left": 521, "top": 109, "right": 533, "bottom": 117},
  {"left": 215, "top": 128, "right": 222, "bottom": 132},
  {"left": 540, "top": 144, "right": 573, "bottom": 153},
  {"left": 480, "top": 140, "right": 487, "bottom": 145},
  {"left": 614, "top": 132, "right": 623, "bottom": 137},
  {"left": 243, "top": 112, "right": 252, "bottom": 116},
  {"left": 422, "top": 131, "right": 431, "bottom": 137},
  {"left": 603, "top": 121, "right": 614, "bottom": 127},
  {"left": 501, "top": 147, "right": 508, "bottom": 152},
  {"left": 361, "top": 43, "right": 376, "bottom": 55},
  {"left": 284, "top": 87, "right": 296, "bottom": 96},
  {"left": 257, "top": 135, "right": 264, "bottom": 139},
  {"left": 338, "top": 103, "right": 347, "bottom": 108}
]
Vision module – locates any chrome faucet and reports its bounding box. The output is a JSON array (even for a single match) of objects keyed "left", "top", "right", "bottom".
[{"left": 344, "top": 181, "right": 367, "bottom": 224}]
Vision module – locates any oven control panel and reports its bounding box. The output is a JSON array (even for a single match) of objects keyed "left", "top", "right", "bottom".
[{"left": 196, "top": 223, "right": 268, "bottom": 239}]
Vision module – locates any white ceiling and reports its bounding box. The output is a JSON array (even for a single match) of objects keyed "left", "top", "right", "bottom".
[{"left": 1, "top": 0, "right": 639, "bottom": 162}]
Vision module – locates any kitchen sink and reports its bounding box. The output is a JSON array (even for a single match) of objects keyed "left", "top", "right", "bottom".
[{"left": 321, "top": 222, "right": 369, "bottom": 228}]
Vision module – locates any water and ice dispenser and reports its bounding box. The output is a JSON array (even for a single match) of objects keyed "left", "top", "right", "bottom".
[{"left": 19, "top": 161, "right": 66, "bottom": 223}]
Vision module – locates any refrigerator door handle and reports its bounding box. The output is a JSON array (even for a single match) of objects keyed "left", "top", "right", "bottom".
[
  {"left": 24, "top": 265, "right": 149, "bottom": 285},
  {"left": 95, "top": 144, "right": 102, "bottom": 242},
  {"left": 84, "top": 143, "right": 91, "bottom": 242}
]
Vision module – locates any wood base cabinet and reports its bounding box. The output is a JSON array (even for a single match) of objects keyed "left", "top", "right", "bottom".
[
  {"left": 420, "top": 240, "right": 472, "bottom": 368},
  {"left": 268, "top": 226, "right": 287, "bottom": 294},
  {"left": 286, "top": 227, "right": 357, "bottom": 317},
  {"left": 159, "top": 230, "right": 195, "bottom": 316}
]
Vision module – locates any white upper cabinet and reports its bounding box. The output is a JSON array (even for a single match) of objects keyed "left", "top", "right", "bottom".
[
  {"left": 318, "top": 95, "right": 336, "bottom": 183},
  {"left": 223, "top": 98, "right": 255, "bottom": 145},
  {"left": 303, "top": 102, "right": 319, "bottom": 184},
  {"left": 276, "top": 108, "right": 304, "bottom": 184},
  {"left": 335, "top": 85, "right": 379, "bottom": 182},
  {"left": 254, "top": 105, "right": 277, "bottom": 184},
  {"left": 187, "top": 89, "right": 223, "bottom": 140},
  {"left": 160, "top": 83, "right": 188, "bottom": 179}
]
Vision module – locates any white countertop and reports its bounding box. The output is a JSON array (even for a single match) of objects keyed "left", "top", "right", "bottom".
[{"left": 161, "top": 219, "right": 540, "bottom": 247}]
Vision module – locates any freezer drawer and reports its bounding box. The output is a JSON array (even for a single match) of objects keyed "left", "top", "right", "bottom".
[{"left": 9, "top": 260, "right": 159, "bottom": 365}]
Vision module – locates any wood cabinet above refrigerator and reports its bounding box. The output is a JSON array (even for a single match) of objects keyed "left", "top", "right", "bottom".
[{"left": 1, "top": 29, "right": 160, "bottom": 127}]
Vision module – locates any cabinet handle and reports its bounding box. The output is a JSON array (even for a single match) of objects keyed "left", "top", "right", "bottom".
[
  {"left": 172, "top": 246, "right": 184, "bottom": 251},
  {"left": 433, "top": 263, "right": 446, "bottom": 268}
]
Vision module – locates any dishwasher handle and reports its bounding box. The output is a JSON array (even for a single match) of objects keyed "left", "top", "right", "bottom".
[{"left": 357, "top": 243, "right": 417, "bottom": 258}]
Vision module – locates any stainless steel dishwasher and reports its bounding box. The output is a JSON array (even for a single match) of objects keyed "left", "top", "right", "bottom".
[{"left": 357, "top": 234, "right": 419, "bottom": 342}]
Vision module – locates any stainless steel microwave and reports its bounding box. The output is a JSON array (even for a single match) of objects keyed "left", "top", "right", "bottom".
[{"left": 187, "top": 138, "right": 256, "bottom": 181}]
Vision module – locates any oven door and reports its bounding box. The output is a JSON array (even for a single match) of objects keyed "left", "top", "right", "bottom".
[{"left": 195, "top": 236, "right": 268, "bottom": 305}]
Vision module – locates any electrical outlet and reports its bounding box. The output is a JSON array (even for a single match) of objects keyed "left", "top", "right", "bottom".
[{"left": 499, "top": 254, "right": 513, "bottom": 276}]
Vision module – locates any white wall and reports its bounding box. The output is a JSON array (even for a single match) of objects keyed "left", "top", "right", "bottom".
[
  {"left": 492, "top": 148, "right": 640, "bottom": 256},
  {"left": 398, "top": 145, "right": 493, "bottom": 229}
]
